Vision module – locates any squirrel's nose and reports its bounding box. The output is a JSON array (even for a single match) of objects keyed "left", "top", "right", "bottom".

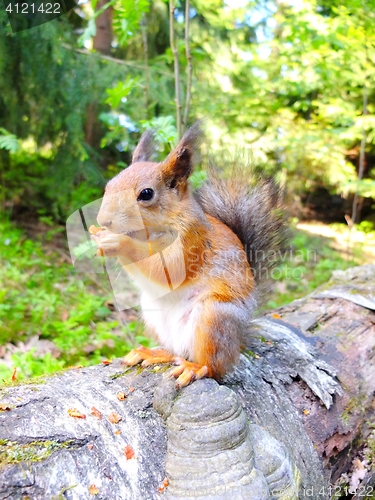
[{"left": 98, "top": 218, "right": 112, "bottom": 228}]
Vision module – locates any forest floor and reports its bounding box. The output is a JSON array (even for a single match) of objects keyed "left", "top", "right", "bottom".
[
  {"left": 297, "top": 221, "right": 375, "bottom": 262},
  {"left": 0, "top": 219, "right": 374, "bottom": 383}
]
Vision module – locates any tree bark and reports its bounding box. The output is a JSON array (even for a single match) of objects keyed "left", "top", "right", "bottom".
[
  {"left": 84, "top": 0, "right": 113, "bottom": 147},
  {"left": 93, "top": 0, "right": 113, "bottom": 56},
  {"left": 169, "top": 0, "right": 182, "bottom": 138},
  {"left": 0, "top": 265, "right": 375, "bottom": 499}
]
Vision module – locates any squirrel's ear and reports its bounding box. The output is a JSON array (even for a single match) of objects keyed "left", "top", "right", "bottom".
[
  {"left": 132, "top": 129, "right": 155, "bottom": 163},
  {"left": 162, "top": 120, "right": 203, "bottom": 188}
]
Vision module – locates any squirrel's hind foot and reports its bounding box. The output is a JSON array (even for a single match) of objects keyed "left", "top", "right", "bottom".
[
  {"left": 122, "top": 347, "right": 209, "bottom": 388},
  {"left": 170, "top": 358, "right": 209, "bottom": 388},
  {"left": 122, "top": 346, "right": 175, "bottom": 367}
]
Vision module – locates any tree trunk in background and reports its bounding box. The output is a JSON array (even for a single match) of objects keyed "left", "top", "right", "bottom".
[
  {"left": 93, "top": 0, "right": 113, "bottom": 55},
  {"left": 84, "top": 0, "right": 113, "bottom": 147},
  {"left": 0, "top": 149, "right": 10, "bottom": 214}
]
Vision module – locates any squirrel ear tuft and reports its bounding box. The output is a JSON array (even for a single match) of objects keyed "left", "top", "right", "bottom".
[
  {"left": 132, "top": 129, "right": 156, "bottom": 163},
  {"left": 162, "top": 120, "right": 204, "bottom": 187}
]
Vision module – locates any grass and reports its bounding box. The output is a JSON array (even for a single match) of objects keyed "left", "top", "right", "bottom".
[
  {"left": 0, "top": 219, "right": 153, "bottom": 383},
  {"left": 0, "top": 218, "right": 374, "bottom": 384}
]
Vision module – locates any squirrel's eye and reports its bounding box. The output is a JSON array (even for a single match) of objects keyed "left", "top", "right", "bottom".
[{"left": 137, "top": 188, "right": 154, "bottom": 201}]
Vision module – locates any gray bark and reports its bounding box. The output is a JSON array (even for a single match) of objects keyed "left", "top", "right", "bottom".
[{"left": 1, "top": 265, "right": 375, "bottom": 500}]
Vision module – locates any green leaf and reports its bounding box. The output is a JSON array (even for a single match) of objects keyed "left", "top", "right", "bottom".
[
  {"left": 105, "top": 77, "right": 140, "bottom": 108},
  {"left": 0, "top": 128, "right": 19, "bottom": 153},
  {"left": 139, "top": 116, "right": 178, "bottom": 149},
  {"left": 78, "top": 19, "right": 97, "bottom": 47}
]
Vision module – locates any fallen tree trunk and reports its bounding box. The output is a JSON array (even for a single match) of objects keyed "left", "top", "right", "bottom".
[{"left": 0, "top": 265, "right": 375, "bottom": 500}]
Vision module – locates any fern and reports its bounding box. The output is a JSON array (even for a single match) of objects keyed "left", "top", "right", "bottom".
[{"left": 0, "top": 128, "right": 19, "bottom": 153}]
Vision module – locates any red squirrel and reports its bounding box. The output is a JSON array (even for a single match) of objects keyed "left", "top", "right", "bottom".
[{"left": 90, "top": 122, "right": 285, "bottom": 387}]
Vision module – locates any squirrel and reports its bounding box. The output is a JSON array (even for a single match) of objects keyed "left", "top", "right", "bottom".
[{"left": 90, "top": 121, "right": 285, "bottom": 388}]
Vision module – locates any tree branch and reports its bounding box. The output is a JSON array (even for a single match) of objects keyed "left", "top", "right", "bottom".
[
  {"left": 169, "top": 0, "right": 182, "bottom": 138},
  {"left": 182, "top": 0, "right": 193, "bottom": 134},
  {"left": 61, "top": 44, "right": 173, "bottom": 78},
  {"left": 351, "top": 4, "right": 369, "bottom": 224},
  {"left": 141, "top": 13, "right": 150, "bottom": 119}
]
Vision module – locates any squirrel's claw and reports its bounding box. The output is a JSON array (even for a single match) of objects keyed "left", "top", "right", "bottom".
[
  {"left": 122, "top": 349, "right": 144, "bottom": 366},
  {"left": 170, "top": 359, "right": 209, "bottom": 388},
  {"left": 122, "top": 346, "right": 175, "bottom": 367}
]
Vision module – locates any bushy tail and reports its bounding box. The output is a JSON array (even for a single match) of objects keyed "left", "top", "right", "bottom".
[{"left": 195, "top": 166, "right": 287, "bottom": 300}]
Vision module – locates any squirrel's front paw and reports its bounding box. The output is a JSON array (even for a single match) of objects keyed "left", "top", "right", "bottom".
[{"left": 90, "top": 226, "right": 126, "bottom": 257}]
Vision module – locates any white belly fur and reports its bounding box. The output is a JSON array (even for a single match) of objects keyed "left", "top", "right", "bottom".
[{"left": 140, "top": 286, "right": 201, "bottom": 359}]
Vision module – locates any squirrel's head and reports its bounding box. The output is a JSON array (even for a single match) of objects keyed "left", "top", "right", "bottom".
[{"left": 97, "top": 122, "right": 203, "bottom": 235}]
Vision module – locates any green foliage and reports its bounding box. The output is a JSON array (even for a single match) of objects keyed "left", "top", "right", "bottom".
[
  {"left": 171, "top": 0, "right": 375, "bottom": 201},
  {"left": 112, "top": 0, "right": 151, "bottom": 46},
  {"left": 140, "top": 115, "right": 178, "bottom": 151},
  {"left": 358, "top": 220, "right": 375, "bottom": 233},
  {"left": 78, "top": 18, "right": 97, "bottom": 47},
  {"left": 105, "top": 77, "right": 140, "bottom": 108},
  {"left": 0, "top": 129, "right": 19, "bottom": 153},
  {"left": 1, "top": 0, "right": 375, "bottom": 222},
  {"left": 344, "top": 179, "right": 375, "bottom": 198},
  {"left": 0, "top": 11, "right": 130, "bottom": 219},
  {"left": 190, "top": 170, "right": 208, "bottom": 189}
]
